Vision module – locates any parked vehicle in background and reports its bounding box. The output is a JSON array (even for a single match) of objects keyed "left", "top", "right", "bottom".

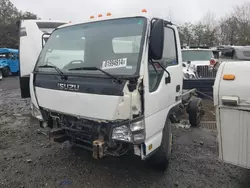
[
  {"left": 0, "top": 48, "right": 19, "bottom": 78},
  {"left": 16, "top": 19, "right": 68, "bottom": 97},
  {"left": 182, "top": 48, "right": 218, "bottom": 80},
  {"left": 217, "top": 45, "right": 250, "bottom": 61},
  {"left": 214, "top": 59, "right": 250, "bottom": 169}
]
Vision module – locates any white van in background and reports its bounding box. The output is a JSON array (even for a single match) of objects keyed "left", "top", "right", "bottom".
[{"left": 17, "top": 20, "right": 68, "bottom": 98}]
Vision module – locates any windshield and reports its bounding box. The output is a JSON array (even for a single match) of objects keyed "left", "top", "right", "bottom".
[
  {"left": 182, "top": 50, "right": 214, "bottom": 62},
  {"left": 35, "top": 17, "right": 147, "bottom": 76}
]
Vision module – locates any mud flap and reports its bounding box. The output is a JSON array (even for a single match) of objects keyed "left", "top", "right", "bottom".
[{"left": 19, "top": 76, "right": 30, "bottom": 98}]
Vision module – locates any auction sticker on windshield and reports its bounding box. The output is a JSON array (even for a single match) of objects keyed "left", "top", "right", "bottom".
[{"left": 102, "top": 58, "right": 127, "bottom": 69}]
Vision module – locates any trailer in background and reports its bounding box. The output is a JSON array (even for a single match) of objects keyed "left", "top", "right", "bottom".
[
  {"left": 16, "top": 19, "right": 68, "bottom": 97},
  {"left": 214, "top": 58, "right": 250, "bottom": 169}
]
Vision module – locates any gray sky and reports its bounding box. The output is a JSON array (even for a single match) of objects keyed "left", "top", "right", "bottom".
[{"left": 11, "top": 0, "right": 248, "bottom": 24}]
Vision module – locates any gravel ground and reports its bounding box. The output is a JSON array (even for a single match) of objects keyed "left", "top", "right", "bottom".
[{"left": 0, "top": 77, "right": 249, "bottom": 188}]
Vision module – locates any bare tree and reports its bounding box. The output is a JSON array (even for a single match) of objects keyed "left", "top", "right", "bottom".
[
  {"left": 233, "top": 2, "right": 250, "bottom": 45},
  {"left": 0, "top": 0, "right": 19, "bottom": 25},
  {"left": 0, "top": 0, "right": 38, "bottom": 48}
]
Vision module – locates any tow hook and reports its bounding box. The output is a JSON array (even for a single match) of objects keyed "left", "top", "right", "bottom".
[{"left": 93, "top": 139, "right": 105, "bottom": 159}]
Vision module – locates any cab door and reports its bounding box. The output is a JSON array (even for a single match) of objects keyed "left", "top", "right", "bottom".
[{"left": 143, "top": 24, "right": 183, "bottom": 155}]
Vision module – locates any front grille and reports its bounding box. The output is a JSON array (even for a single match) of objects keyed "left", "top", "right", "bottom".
[
  {"left": 196, "top": 65, "right": 217, "bottom": 78},
  {"left": 60, "top": 115, "right": 100, "bottom": 142}
]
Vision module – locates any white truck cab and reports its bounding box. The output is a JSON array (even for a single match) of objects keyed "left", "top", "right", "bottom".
[
  {"left": 214, "top": 60, "right": 250, "bottom": 169},
  {"left": 19, "top": 12, "right": 204, "bottom": 170}
]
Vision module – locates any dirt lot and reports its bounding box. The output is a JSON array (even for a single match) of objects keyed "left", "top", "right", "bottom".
[{"left": 0, "top": 77, "right": 249, "bottom": 188}]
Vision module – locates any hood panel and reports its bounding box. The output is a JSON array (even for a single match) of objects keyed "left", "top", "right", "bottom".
[
  {"left": 36, "top": 87, "right": 131, "bottom": 121},
  {"left": 34, "top": 74, "right": 126, "bottom": 96},
  {"left": 33, "top": 74, "right": 131, "bottom": 120},
  {"left": 183, "top": 60, "right": 210, "bottom": 66}
]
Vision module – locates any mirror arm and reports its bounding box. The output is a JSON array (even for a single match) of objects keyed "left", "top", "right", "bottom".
[
  {"left": 149, "top": 59, "right": 161, "bottom": 75},
  {"left": 42, "top": 33, "right": 51, "bottom": 47},
  {"left": 152, "top": 61, "right": 171, "bottom": 79}
]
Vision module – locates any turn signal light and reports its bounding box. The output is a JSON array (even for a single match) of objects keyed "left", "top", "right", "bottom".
[{"left": 223, "top": 74, "right": 235, "bottom": 80}]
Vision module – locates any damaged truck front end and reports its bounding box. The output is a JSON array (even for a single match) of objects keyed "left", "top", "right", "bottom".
[
  {"left": 30, "top": 16, "right": 148, "bottom": 159},
  {"left": 38, "top": 77, "right": 146, "bottom": 159},
  {"left": 44, "top": 110, "right": 145, "bottom": 159}
]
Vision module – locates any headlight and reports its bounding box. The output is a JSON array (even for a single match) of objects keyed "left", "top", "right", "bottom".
[
  {"left": 112, "top": 119, "right": 145, "bottom": 144},
  {"left": 184, "top": 73, "right": 196, "bottom": 79},
  {"left": 112, "top": 125, "right": 132, "bottom": 142},
  {"left": 31, "top": 103, "right": 43, "bottom": 120}
]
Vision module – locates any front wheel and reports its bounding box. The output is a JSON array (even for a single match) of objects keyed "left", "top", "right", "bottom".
[
  {"left": 2, "top": 67, "right": 10, "bottom": 77},
  {"left": 147, "top": 118, "right": 172, "bottom": 171}
]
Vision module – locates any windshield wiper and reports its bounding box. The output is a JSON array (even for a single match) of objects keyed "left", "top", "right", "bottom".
[
  {"left": 37, "top": 64, "right": 67, "bottom": 79},
  {"left": 37, "top": 64, "right": 63, "bottom": 75},
  {"left": 68, "top": 66, "right": 122, "bottom": 83}
]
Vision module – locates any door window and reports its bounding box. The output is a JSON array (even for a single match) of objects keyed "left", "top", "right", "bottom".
[{"left": 148, "top": 26, "right": 178, "bottom": 92}]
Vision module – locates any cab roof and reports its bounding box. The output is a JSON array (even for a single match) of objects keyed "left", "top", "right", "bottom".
[
  {"left": 58, "top": 14, "right": 149, "bottom": 29},
  {"left": 57, "top": 12, "right": 173, "bottom": 29}
]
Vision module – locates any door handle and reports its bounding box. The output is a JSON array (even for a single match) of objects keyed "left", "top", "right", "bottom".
[
  {"left": 165, "top": 77, "right": 171, "bottom": 84},
  {"left": 176, "top": 85, "right": 180, "bottom": 92}
]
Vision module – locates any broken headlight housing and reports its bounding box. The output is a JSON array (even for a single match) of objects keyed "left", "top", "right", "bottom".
[
  {"left": 112, "top": 119, "right": 145, "bottom": 144},
  {"left": 31, "top": 103, "right": 43, "bottom": 120}
]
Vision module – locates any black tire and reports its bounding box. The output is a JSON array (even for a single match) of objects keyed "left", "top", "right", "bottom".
[
  {"left": 2, "top": 67, "right": 10, "bottom": 77},
  {"left": 148, "top": 118, "right": 172, "bottom": 171},
  {"left": 188, "top": 97, "right": 203, "bottom": 127},
  {"left": 0, "top": 71, "right": 2, "bottom": 80}
]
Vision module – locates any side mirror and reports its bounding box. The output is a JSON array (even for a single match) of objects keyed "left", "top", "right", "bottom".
[
  {"left": 149, "top": 19, "right": 164, "bottom": 60},
  {"left": 42, "top": 33, "right": 51, "bottom": 48}
]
